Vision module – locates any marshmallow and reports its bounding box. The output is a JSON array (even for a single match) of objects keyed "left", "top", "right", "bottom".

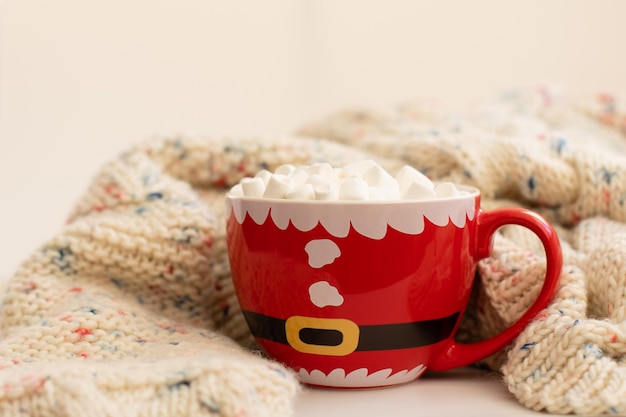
[
  {"left": 307, "top": 174, "right": 332, "bottom": 188},
  {"left": 290, "top": 167, "right": 310, "bottom": 185},
  {"left": 285, "top": 184, "right": 315, "bottom": 200},
  {"left": 274, "top": 164, "right": 296, "bottom": 176},
  {"left": 402, "top": 182, "right": 437, "bottom": 200},
  {"left": 307, "top": 162, "right": 335, "bottom": 180},
  {"left": 363, "top": 165, "right": 400, "bottom": 198},
  {"left": 395, "top": 165, "right": 434, "bottom": 196},
  {"left": 339, "top": 177, "right": 370, "bottom": 200},
  {"left": 364, "top": 165, "right": 397, "bottom": 187},
  {"left": 241, "top": 177, "right": 266, "bottom": 198},
  {"left": 263, "top": 174, "right": 294, "bottom": 199},
  {"left": 231, "top": 160, "right": 464, "bottom": 202},
  {"left": 229, "top": 183, "right": 244, "bottom": 197},
  {"left": 369, "top": 186, "right": 401, "bottom": 201},
  {"left": 314, "top": 184, "right": 340, "bottom": 201},
  {"left": 434, "top": 182, "right": 461, "bottom": 198},
  {"left": 254, "top": 169, "right": 273, "bottom": 185}
]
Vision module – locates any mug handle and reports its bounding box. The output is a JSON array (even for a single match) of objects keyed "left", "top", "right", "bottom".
[{"left": 429, "top": 207, "right": 563, "bottom": 371}]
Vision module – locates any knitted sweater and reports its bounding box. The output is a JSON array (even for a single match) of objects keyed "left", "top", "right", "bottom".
[{"left": 1, "top": 87, "right": 625, "bottom": 415}]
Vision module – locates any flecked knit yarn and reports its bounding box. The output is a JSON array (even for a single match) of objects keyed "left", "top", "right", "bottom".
[
  {"left": 3, "top": 87, "right": 626, "bottom": 415},
  {"left": 0, "top": 135, "right": 397, "bottom": 417},
  {"left": 299, "top": 86, "right": 626, "bottom": 415}
]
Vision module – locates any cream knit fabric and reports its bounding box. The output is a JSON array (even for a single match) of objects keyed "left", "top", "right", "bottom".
[
  {"left": 2, "top": 86, "right": 625, "bottom": 415},
  {"left": 298, "top": 86, "right": 626, "bottom": 414},
  {"left": 0, "top": 136, "right": 400, "bottom": 417}
]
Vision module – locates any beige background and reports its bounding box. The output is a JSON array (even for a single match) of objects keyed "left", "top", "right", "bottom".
[{"left": 1, "top": 0, "right": 626, "bottom": 276}]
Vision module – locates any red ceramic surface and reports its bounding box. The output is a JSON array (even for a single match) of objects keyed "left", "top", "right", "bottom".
[{"left": 225, "top": 187, "right": 562, "bottom": 388}]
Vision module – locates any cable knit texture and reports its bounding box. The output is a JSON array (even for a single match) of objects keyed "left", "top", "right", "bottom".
[{"left": 2, "top": 87, "right": 626, "bottom": 415}]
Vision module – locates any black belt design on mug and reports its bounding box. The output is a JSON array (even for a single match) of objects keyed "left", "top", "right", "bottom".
[{"left": 242, "top": 310, "right": 460, "bottom": 356}]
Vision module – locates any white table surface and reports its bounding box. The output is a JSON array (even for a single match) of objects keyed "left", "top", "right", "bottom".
[{"left": 294, "top": 367, "right": 551, "bottom": 417}]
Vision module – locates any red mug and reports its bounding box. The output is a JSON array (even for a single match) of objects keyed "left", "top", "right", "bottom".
[{"left": 225, "top": 186, "right": 562, "bottom": 388}]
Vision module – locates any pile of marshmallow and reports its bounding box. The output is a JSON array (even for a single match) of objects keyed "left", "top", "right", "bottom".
[{"left": 229, "top": 160, "right": 464, "bottom": 201}]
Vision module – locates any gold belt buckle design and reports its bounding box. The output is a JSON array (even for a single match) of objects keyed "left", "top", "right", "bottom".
[{"left": 285, "top": 316, "right": 360, "bottom": 356}]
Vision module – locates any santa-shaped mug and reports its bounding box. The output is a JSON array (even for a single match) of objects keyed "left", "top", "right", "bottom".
[{"left": 225, "top": 164, "right": 562, "bottom": 389}]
